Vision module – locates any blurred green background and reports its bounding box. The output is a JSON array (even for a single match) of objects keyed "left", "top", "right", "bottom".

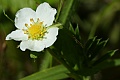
[{"left": 0, "top": 0, "right": 120, "bottom": 80}]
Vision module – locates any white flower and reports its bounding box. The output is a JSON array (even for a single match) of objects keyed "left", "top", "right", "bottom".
[{"left": 6, "top": 2, "right": 58, "bottom": 52}]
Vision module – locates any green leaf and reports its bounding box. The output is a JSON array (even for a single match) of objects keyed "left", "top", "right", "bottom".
[
  {"left": 77, "top": 59, "right": 120, "bottom": 76},
  {"left": 69, "top": 23, "right": 74, "bottom": 33},
  {"left": 95, "top": 58, "right": 120, "bottom": 69},
  {"left": 54, "top": 29, "right": 83, "bottom": 67},
  {"left": 75, "top": 24, "right": 81, "bottom": 40},
  {"left": 84, "top": 36, "right": 97, "bottom": 54},
  {"left": 91, "top": 59, "right": 120, "bottom": 75},
  {"left": 68, "top": 23, "right": 81, "bottom": 41},
  {"left": 20, "top": 65, "right": 69, "bottom": 80},
  {"left": 75, "top": 25, "right": 79, "bottom": 35},
  {"left": 90, "top": 39, "right": 109, "bottom": 60},
  {"left": 93, "top": 49, "right": 118, "bottom": 66},
  {"left": 86, "top": 38, "right": 101, "bottom": 57}
]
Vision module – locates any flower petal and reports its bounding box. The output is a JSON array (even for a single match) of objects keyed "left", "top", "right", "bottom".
[
  {"left": 20, "top": 40, "right": 45, "bottom": 52},
  {"left": 6, "top": 30, "right": 28, "bottom": 41},
  {"left": 15, "top": 8, "right": 36, "bottom": 29},
  {"left": 36, "top": 2, "right": 57, "bottom": 26},
  {"left": 43, "top": 27, "right": 58, "bottom": 48}
]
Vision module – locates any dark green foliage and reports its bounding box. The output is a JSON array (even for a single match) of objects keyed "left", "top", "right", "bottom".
[
  {"left": 53, "top": 23, "right": 118, "bottom": 77},
  {"left": 93, "top": 49, "right": 118, "bottom": 66},
  {"left": 54, "top": 28, "right": 83, "bottom": 67}
]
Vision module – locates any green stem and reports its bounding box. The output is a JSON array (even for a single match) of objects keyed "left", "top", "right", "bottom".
[
  {"left": 55, "top": 0, "right": 64, "bottom": 22},
  {"left": 58, "top": 0, "right": 74, "bottom": 25},
  {"left": 3, "top": 10, "right": 14, "bottom": 23},
  {"left": 48, "top": 23, "right": 62, "bottom": 29},
  {"left": 88, "top": 8, "right": 104, "bottom": 39},
  {"left": 39, "top": 50, "right": 52, "bottom": 70},
  {"left": 88, "top": 15, "right": 101, "bottom": 39}
]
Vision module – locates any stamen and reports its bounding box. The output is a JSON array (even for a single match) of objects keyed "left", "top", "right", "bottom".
[
  {"left": 40, "top": 22, "right": 43, "bottom": 25},
  {"left": 30, "top": 18, "right": 34, "bottom": 22},
  {"left": 22, "top": 29, "right": 28, "bottom": 34},
  {"left": 37, "top": 18, "right": 40, "bottom": 22},
  {"left": 30, "top": 24, "right": 32, "bottom": 26},
  {"left": 23, "top": 18, "right": 47, "bottom": 40},
  {"left": 25, "top": 23, "right": 29, "bottom": 28}
]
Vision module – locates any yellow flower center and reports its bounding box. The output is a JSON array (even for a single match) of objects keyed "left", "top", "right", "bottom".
[{"left": 23, "top": 18, "right": 47, "bottom": 40}]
